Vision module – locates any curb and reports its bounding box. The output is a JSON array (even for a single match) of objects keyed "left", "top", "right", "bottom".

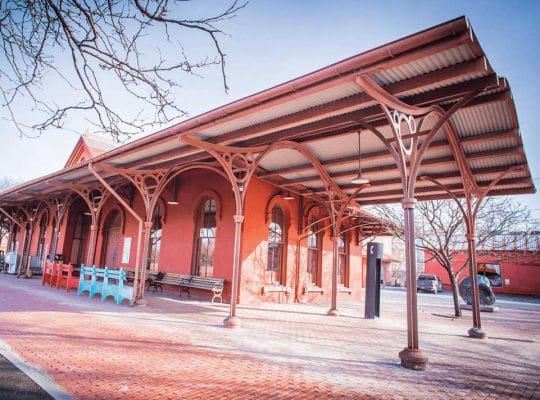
[{"left": 0, "top": 339, "right": 76, "bottom": 400}]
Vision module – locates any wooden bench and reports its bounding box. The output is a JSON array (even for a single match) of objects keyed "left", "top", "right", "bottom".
[
  {"left": 124, "top": 268, "right": 159, "bottom": 287},
  {"left": 77, "top": 266, "right": 133, "bottom": 305},
  {"left": 48, "top": 262, "right": 62, "bottom": 287},
  {"left": 122, "top": 269, "right": 165, "bottom": 292},
  {"left": 55, "top": 263, "right": 79, "bottom": 292},
  {"left": 41, "top": 261, "right": 54, "bottom": 286},
  {"left": 107, "top": 268, "right": 224, "bottom": 303},
  {"left": 102, "top": 268, "right": 133, "bottom": 305},
  {"left": 146, "top": 271, "right": 164, "bottom": 292},
  {"left": 179, "top": 276, "right": 225, "bottom": 303}
]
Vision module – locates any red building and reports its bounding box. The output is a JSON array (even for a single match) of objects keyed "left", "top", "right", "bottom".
[
  {"left": 0, "top": 17, "right": 535, "bottom": 369},
  {"left": 424, "top": 234, "right": 540, "bottom": 296},
  {"left": 3, "top": 133, "right": 381, "bottom": 306}
]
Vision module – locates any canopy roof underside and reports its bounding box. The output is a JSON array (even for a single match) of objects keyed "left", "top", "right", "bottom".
[{"left": 0, "top": 16, "right": 534, "bottom": 209}]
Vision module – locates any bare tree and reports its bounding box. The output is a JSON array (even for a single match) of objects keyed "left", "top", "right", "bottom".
[
  {"left": 369, "top": 197, "right": 537, "bottom": 317},
  {"left": 0, "top": 0, "right": 247, "bottom": 141},
  {"left": 0, "top": 176, "right": 22, "bottom": 249}
]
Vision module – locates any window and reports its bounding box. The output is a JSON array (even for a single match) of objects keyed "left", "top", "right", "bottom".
[
  {"left": 267, "top": 205, "right": 284, "bottom": 284},
  {"left": 478, "top": 263, "right": 502, "bottom": 287},
  {"left": 306, "top": 218, "right": 322, "bottom": 286},
  {"left": 194, "top": 199, "right": 217, "bottom": 277},
  {"left": 148, "top": 204, "right": 162, "bottom": 271},
  {"left": 337, "top": 235, "right": 349, "bottom": 287}
]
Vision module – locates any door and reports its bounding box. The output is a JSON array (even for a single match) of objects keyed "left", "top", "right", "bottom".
[{"left": 102, "top": 211, "right": 122, "bottom": 268}]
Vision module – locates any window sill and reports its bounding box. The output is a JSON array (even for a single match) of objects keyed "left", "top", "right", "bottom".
[
  {"left": 262, "top": 285, "right": 291, "bottom": 295},
  {"left": 304, "top": 286, "right": 324, "bottom": 294},
  {"left": 338, "top": 286, "right": 352, "bottom": 294}
]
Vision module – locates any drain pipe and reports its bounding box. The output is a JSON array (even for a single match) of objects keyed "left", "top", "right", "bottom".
[{"left": 88, "top": 163, "right": 145, "bottom": 306}]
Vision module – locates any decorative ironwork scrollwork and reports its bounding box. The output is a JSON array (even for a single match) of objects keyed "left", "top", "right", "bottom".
[{"left": 390, "top": 109, "right": 417, "bottom": 157}]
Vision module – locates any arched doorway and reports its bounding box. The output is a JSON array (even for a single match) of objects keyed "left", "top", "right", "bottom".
[
  {"left": 69, "top": 211, "right": 90, "bottom": 265},
  {"left": 36, "top": 211, "right": 49, "bottom": 260},
  {"left": 101, "top": 210, "right": 122, "bottom": 268}
]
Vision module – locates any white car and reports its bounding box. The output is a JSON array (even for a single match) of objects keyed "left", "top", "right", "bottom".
[{"left": 416, "top": 274, "right": 444, "bottom": 293}]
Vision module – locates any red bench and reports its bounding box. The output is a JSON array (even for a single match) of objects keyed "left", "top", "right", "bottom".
[
  {"left": 49, "top": 262, "right": 62, "bottom": 287},
  {"left": 41, "top": 261, "right": 54, "bottom": 286},
  {"left": 56, "top": 263, "right": 79, "bottom": 292}
]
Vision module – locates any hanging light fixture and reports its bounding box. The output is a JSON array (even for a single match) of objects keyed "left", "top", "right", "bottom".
[
  {"left": 351, "top": 131, "right": 370, "bottom": 185},
  {"left": 282, "top": 191, "right": 294, "bottom": 200},
  {"left": 167, "top": 177, "right": 179, "bottom": 205}
]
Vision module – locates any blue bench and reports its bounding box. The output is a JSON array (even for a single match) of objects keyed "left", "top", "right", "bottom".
[{"left": 77, "top": 265, "right": 133, "bottom": 305}]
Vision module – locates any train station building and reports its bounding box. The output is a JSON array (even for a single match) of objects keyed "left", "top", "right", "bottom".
[{"left": 0, "top": 17, "right": 534, "bottom": 369}]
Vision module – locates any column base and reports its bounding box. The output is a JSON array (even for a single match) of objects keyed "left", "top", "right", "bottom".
[
  {"left": 223, "top": 315, "right": 241, "bottom": 329},
  {"left": 468, "top": 327, "right": 487, "bottom": 339},
  {"left": 327, "top": 308, "right": 339, "bottom": 316},
  {"left": 134, "top": 298, "right": 148, "bottom": 306},
  {"left": 398, "top": 347, "right": 428, "bottom": 371}
]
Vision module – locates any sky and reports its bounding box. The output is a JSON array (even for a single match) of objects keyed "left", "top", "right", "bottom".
[{"left": 1, "top": 0, "right": 539, "bottom": 218}]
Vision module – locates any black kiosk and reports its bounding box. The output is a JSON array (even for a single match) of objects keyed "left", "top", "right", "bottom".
[{"left": 365, "top": 242, "right": 383, "bottom": 319}]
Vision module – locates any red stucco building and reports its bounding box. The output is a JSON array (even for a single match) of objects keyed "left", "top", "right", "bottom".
[
  {"left": 424, "top": 234, "right": 540, "bottom": 296},
  {"left": 0, "top": 16, "right": 536, "bottom": 368},
  {"left": 3, "top": 133, "right": 378, "bottom": 305}
]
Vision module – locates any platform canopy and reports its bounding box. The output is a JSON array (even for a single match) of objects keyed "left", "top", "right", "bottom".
[{"left": 0, "top": 16, "right": 535, "bottom": 208}]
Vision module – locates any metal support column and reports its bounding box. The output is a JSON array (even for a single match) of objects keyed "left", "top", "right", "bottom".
[
  {"left": 398, "top": 198, "right": 428, "bottom": 370},
  {"left": 224, "top": 214, "right": 244, "bottom": 328},
  {"left": 86, "top": 224, "right": 98, "bottom": 266},
  {"left": 327, "top": 236, "right": 340, "bottom": 316},
  {"left": 466, "top": 230, "right": 485, "bottom": 338}
]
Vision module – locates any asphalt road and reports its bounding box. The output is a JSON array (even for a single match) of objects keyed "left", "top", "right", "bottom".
[{"left": 0, "top": 353, "right": 53, "bottom": 400}]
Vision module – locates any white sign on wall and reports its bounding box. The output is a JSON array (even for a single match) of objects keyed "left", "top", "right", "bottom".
[{"left": 122, "top": 237, "right": 132, "bottom": 264}]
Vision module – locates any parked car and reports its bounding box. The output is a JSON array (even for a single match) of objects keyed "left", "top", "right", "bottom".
[{"left": 416, "top": 274, "right": 443, "bottom": 293}]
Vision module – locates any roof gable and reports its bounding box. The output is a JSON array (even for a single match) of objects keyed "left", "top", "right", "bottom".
[{"left": 64, "top": 133, "right": 117, "bottom": 168}]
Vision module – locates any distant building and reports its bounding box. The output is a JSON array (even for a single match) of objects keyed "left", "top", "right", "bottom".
[
  {"left": 424, "top": 232, "right": 540, "bottom": 296},
  {"left": 363, "top": 236, "right": 405, "bottom": 287}
]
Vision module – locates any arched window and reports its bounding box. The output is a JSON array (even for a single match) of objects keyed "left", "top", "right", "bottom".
[
  {"left": 307, "top": 219, "right": 322, "bottom": 287},
  {"left": 148, "top": 203, "right": 163, "bottom": 271},
  {"left": 267, "top": 205, "right": 285, "bottom": 284},
  {"left": 338, "top": 235, "right": 349, "bottom": 287},
  {"left": 194, "top": 198, "right": 217, "bottom": 277},
  {"left": 36, "top": 212, "right": 48, "bottom": 259}
]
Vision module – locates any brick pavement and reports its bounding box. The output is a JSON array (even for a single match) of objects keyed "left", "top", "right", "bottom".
[{"left": 0, "top": 275, "right": 538, "bottom": 399}]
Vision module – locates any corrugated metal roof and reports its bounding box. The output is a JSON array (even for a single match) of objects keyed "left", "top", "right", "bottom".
[
  {"left": 0, "top": 16, "right": 534, "bottom": 208},
  {"left": 468, "top": 154, "right": 523, "bottom": 170},
  {"left": 463, "top": 137, "right": 519, "bottom": 154},
  {"left": 373, "top": 45, "right": 476, "bottom": 86},
  {"left": 199, "top": 81, "right": 364, "bottom": 138},
  {"left": 452, "top": 101, "right": 514, "bottom": 137}
]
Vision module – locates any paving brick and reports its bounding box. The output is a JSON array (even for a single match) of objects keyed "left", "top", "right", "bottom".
[{"left": 0, "top": 276, "right": 538, "bottom": 399}]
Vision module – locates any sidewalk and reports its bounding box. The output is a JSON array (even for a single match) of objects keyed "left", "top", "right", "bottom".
[
  {"left": 0, "top": 353, "right": 53, "bottom": 400},
  {"left": 0, "top": 274, "right": 538, "bottom": 399}
]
